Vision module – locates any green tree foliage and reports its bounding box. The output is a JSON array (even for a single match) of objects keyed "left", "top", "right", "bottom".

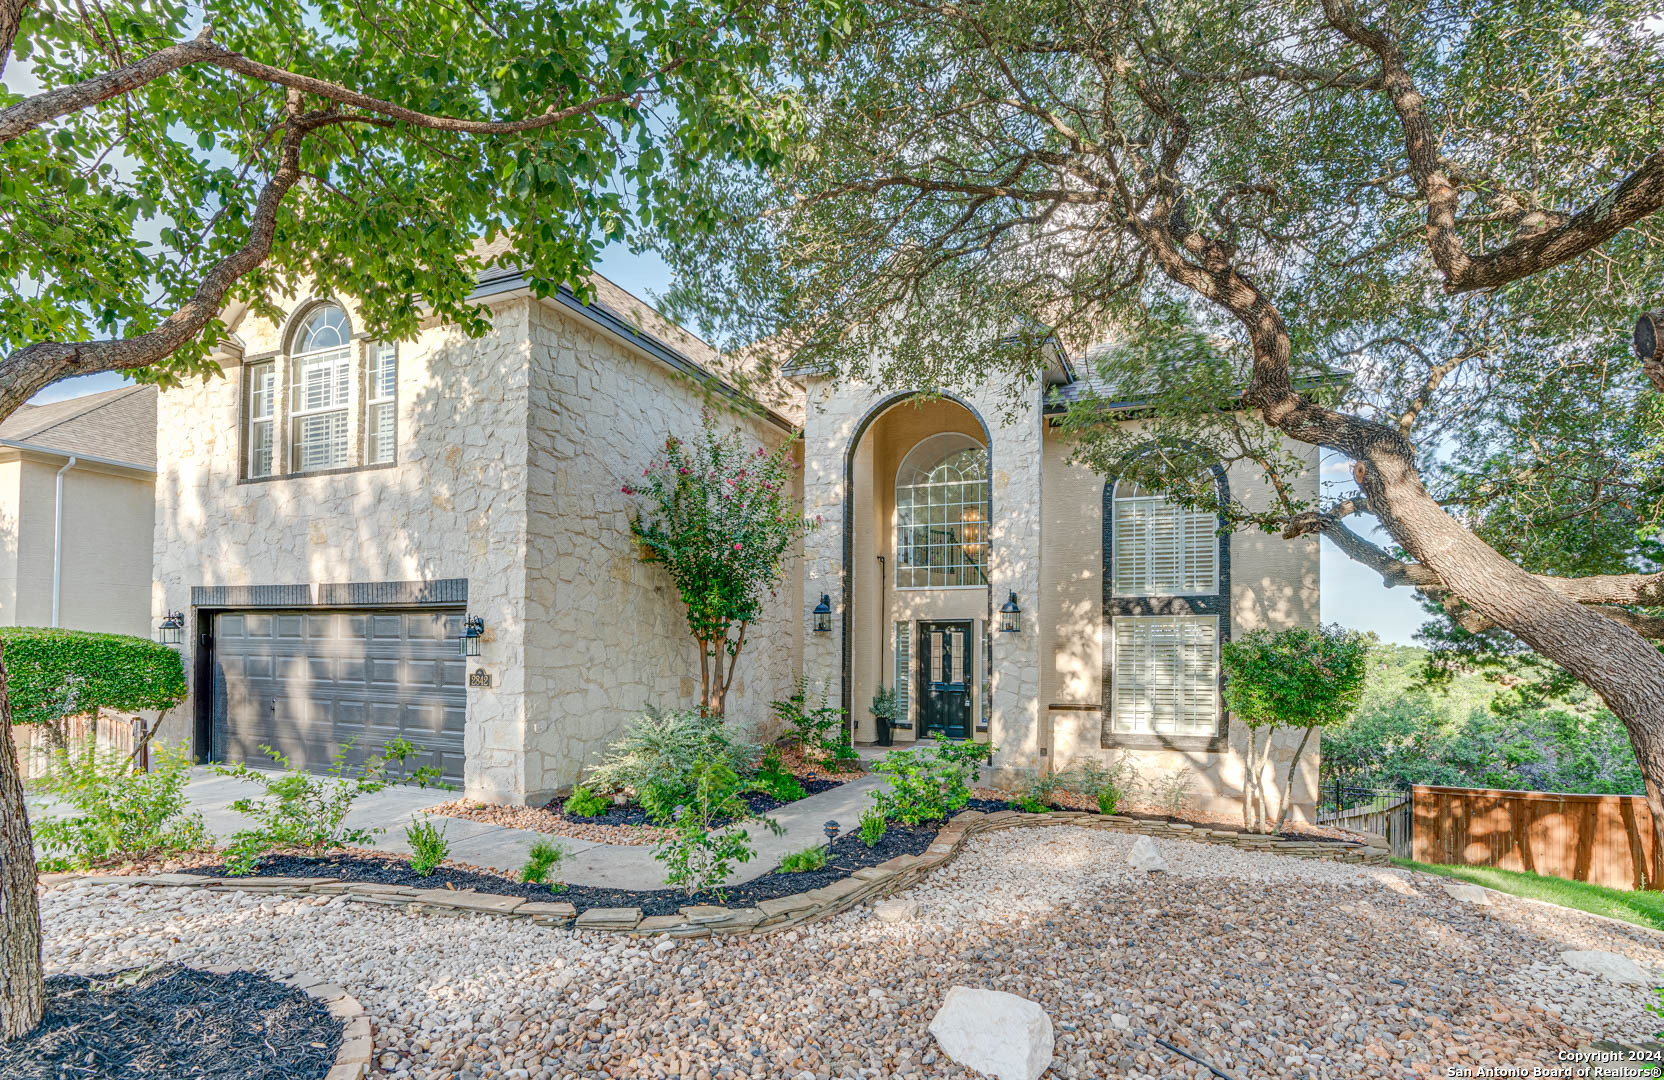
[
  {"left": 0, "top": 0, "right": 847, "bottom": 415},
  {"left": 1221, "top": 625, "right": 1371, "bottom": 831},
  {"left": 625, "top": 413, "right": 811, "bottom": 713},
  {"left": 1324, "top": 645, "right": 1645, "bottom": 796}
]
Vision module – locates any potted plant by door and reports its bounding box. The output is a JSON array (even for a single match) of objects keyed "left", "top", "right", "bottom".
[{"left": 870, "top": 685, "right": 899, "bottom": 747}]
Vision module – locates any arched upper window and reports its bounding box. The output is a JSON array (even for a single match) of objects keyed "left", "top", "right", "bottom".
[
  {"left": 288, "top": 303, "right": 353, "bottom": 471},
  {"left": 1111, "top": 476, "right": 1218, "bottom": 597},
  {"left": 895, "top": 432, "right": 988, "bottom": 589}
]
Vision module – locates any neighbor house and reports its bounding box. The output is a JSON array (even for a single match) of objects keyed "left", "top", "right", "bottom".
[
  {"left": 0, "top": 384, "right": 157, "bottom": 638},
  {"left": 152, "top": 263, "right": 1322, "bottom": 820}
]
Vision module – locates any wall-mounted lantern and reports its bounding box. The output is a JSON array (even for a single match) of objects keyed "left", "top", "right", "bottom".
[
  {"left": 459, "top": 614, "right": 485, "bottom": 657},
  {"left": 812, "top": 594, "right": 832, "bottom": 633},
  {"left": 158, "top": 610, "right": 185, "bottom": 646},
  {"left": 999, "top": 591, "right": 1022, "bottom": 633}
]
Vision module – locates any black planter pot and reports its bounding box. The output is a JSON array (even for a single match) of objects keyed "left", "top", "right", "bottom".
[{"left": 875, "top": 716, "right": 894, "bottom": 746}]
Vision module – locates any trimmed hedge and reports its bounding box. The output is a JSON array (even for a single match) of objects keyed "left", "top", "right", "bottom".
[{"left": 0, "top": 627, "right": 187, "bottom": 726}]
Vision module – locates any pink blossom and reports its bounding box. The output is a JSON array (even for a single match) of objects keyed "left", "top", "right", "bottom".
[
  {"left": 733, "top": 542, "right": 742, "bottom": 551},
  {"left": 620, "top": 485, "right": 635, "bottom": 495}
]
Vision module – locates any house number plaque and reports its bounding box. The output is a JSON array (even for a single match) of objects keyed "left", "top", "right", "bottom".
[{"left": 468, "top": 668, "right": 492, "bottom": 689}]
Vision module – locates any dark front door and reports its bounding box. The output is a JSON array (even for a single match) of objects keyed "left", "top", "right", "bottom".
[{"left": 917, "top": 620, "right": 973, "bottom": 740}]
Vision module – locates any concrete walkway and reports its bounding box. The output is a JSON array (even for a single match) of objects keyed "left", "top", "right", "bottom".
[{"left": 27, "top": 767, "right": 889, "bottom": 892}]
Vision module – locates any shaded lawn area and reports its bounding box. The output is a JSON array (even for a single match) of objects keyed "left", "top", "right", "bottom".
[{"left": 1396, "top": 859, "right": 1664, "bottom": 932}]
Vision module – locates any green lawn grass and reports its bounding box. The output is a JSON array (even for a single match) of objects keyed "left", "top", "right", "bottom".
[{"left": 1395, "top": 859, "right": 1664, "bottom": 931}]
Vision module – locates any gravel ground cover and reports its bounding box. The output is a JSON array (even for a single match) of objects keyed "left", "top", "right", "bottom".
[
  {"left": 177, "top": 824, "right": 939, "bottom": 915},
  {"left": 969, "top": 791, "right": 1368, "bottom": 843},
  {"left": 1, "top": 962, "right": 341, "bottom": 1080},
  {"left": 42, "top": 825, "right": 1660, "bottom": 1080},
  {"left": 431, "top": 776, "right": 848, "bottom": 847}
]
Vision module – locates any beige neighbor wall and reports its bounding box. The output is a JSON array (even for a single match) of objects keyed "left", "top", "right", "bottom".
[
  {"left": 799, "top": 375, "right": 1046, "bottom": 781},
  {"left": 1039, "top": 419, "right": 1323, "bottom": 823},
  {"left": 0, "top": 451, "right": 154, "bottom": 637},
  {"left": 153, "top": 296, "right": 537, "bottom": 801},
  {"left": 521, "top": 300, "right": 803, "bottom": 801}
]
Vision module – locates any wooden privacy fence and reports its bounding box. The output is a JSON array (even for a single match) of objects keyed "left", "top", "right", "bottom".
[
  {"left": 1319, "top": 797, "right": 1413, "bottom": 859},
  {"left": 1412, "top": 784, "right": 1659, "bottom": 891},
  {"left": 8, "top": 711, "right": 143, "bottom": 782}
]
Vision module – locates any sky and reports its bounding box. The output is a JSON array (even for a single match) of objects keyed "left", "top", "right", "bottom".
[{"left": 29, "top": 242, "right": 1429, "bottom": 645}]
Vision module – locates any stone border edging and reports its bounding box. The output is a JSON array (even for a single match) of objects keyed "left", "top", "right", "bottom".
[{"left": 39, "top": 809, "right": 1388, "bottom": 940}]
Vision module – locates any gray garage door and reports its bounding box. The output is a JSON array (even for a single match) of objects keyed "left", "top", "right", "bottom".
[{"left": 211, "top": 609, "right": 466, "bottom": 784}]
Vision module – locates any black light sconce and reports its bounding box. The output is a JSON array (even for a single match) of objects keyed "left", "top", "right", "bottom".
[
  {"left": 159, "top": 610, "right": 185, "bottom": 646},
  {"left": 812, "top": 594, "right": 832, "bottom": 633},
  {"left": 999, "top": 591, "right": 1022, "bottom": 633},
  {"left": 459, "top": 614, "right": 485, "bottom": 657}
]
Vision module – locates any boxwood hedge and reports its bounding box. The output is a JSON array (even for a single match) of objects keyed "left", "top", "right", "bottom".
[{"left": 0, "top": 627, "right": 187, "bottom": 727}]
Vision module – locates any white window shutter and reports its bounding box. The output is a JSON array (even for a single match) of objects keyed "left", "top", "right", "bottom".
[
  {"left": 1113, "top": 616, "right": 1219, "bottom": 736},
  {"left": 894, "top": 622, "right": 910, "bottom": 724}
]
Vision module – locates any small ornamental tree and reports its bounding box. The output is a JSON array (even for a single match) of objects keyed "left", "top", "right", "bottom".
[
  {"left": 625, "top": 411, "right": 810, "bottom": 715},
  {"left": 1222, "top": 625, "right": 1371, "bottom": 833}
]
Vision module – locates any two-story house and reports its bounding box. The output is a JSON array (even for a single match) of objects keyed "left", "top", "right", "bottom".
[{"left": 153, "top": 262, "right": 1321, "bottom": 820}]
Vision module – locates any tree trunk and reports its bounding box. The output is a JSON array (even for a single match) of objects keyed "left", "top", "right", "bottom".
[
  {"left": 1275, "top": 725, "right": 1318, "bottom": 833},
  {"left": 1359, "top": 446, "right": 1664, "bottom": 886},
  {"left": 0, "top": 641, "right": 44, "bottom": 1039}
]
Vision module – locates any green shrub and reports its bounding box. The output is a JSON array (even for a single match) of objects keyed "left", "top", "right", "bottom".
[
  {"left": 858, "top": 805, "right": 887, "bottom": 848},
  {"left": 753, "top": 748, "right": 807, "bottom": 802},
  {"left": 1068, "top": 754, "right": 1138, "bottom": 816},
  {"left": 770, "top": 679, "right": 845, "bottom": 763},
  {"left": 778, "top": 844, "right": 828, "bottom": 873},
  {"left": 405, "top": 816, "right": 449, "bottom": 877},
  {"left": 869, "top": 736, "right": 994, "bottom": 825},
  {"left": 639, "top": 779, "right": 689, "bottom": 824},
  {"left": 829, "top": 741, "right": 863, "bottom": 773},
  {"left": 652, "top": 755, "right": 783, "bottom": 899},
  {"left": 0, "top": 627, "right": 187, "bottom": 752},
  {"left": 584, "top": 707, "right": 756, "bottom": 800},
  {"left": 32, "top": 742, "right": 207, "bottom": 871},
  {"left": 217, "top": 745, "right": 388, "bottom": 875},
  {"left": 1015, "top": 772, "right": 1064, "bottom": 813},
  {"left": 377, "top": 737, "right": 450, "bottom": 790},
  {"left": 563, "top": 785, "right": 609, "bottom": 818},
  {"left": 520, "top": 837, "right": 568, "bottom": 885}
]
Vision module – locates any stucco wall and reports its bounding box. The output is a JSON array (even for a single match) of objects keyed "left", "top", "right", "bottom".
[
  {"left": 521, "top": 300, "right": 803, "bottom": 801},
  {"left": 0, "top": 453, "right": 153, "bottom": 637},
  {"left": 153, "top": 296, "right": 536, "bottom": 801},
  {"left": 1038, "top": 420, "right": 1323, "bottom": 821}
]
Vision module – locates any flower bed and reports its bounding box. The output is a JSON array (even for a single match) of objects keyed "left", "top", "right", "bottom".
[
  {"left": 3, "top": 963, "right": 350, "bottom": 1080},
  {"left": 178, "top": 822, "right": 938, "bottom": 917},
  {"left": 431, "top": 773, "right": 848, "bottom": 846}
]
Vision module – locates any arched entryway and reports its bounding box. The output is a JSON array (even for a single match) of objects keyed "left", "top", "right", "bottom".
[{"left": 841, "top": 392, "right": 994, "bottom": 744}]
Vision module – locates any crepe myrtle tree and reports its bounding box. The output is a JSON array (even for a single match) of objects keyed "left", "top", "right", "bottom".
[
  {"left": 655, "top": 0, "right": 1664, "bottom": 871},
  {"left": 1222, "top": 625, "right": 1371, "bottom": 833},
  {"left": 0, "top": 0, "right": 855, "bottom": 1039},
  {"left": 625, "top": 411, "right": 811, "bottom": 715}
]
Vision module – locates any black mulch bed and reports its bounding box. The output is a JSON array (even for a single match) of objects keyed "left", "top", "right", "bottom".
[
  {"left": 964, "top": 796, "right": 1362, "bottom": 844},
  {"left": 539, "top": 776, "right": 846, "bottom": 829},
  {"left": 0, "top": 963, "right": 341, "bottom": 1080},
  {"left": 182, "top": 822, "right": 940, "bottom": 917}
]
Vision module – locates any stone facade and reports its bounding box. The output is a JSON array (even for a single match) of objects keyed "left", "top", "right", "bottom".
[{"left": 154, "top": 286, "right": 800, "bottom": 805}]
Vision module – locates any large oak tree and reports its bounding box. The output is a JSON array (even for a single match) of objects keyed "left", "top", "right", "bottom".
[
  {"left": 656, "top": 0, "right": 1664, "bottom": 853},
  {"left": 0, "top": 0, "right": 843, "bottom": 1038}
]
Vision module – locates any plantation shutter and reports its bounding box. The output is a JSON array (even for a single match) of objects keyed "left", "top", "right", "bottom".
[
  {"left": 1113, "top": 490, "right": 1218, "bottom": 596},
  {"left": 1112, "top": 616, "right": 1219, "bottom": 736},
  {"left": 894, "top": 621, "right": 911, "bottom": 727}
]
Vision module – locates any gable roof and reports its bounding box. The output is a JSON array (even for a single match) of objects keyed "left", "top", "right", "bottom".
[{"left": 0, "top": 384, "right": 157, "bottom": 469}]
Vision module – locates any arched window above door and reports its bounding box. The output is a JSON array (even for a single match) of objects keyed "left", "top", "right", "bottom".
[{"left": 895, "top": 432, "right": 989, "bottom": 589}]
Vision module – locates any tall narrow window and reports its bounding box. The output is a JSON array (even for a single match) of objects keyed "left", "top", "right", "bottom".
[
  {"left": 1112, "top": 615, "right": 1220, "bottom": 736},
  {"left": 895, "top": 432, "right": 989, "bottom": 588},
  {"left": 1112, "top": 479, "right": 1218, "bottom": 596},
  {"left": 245, "top": 361, "right": 276, "bottom": 478},
  {"left": 366, "top": 341, "right": 397, "bottom": 465},
  {"left": 893, "top": 621, "right": 911, "bottom": 727},
  {"left": 289, "top": 304, "right": 352, "bottom": 472}
]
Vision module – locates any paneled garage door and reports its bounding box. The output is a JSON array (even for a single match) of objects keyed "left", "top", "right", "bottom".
[{"left": 211, "top": 609, "right": 466, "bottom": 784}]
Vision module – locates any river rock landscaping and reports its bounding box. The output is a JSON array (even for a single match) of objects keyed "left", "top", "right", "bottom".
[{"left": 38, "top": 824, "right": 1664, "bottom": 1080}]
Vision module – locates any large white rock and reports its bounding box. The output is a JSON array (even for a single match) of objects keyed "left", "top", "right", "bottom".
[
  {"left": 873, "top": 899, "right": 919, "bottom": 923},
  {"left": 1561, "top": 950, "right": 1659, "bottom": 985},
  {"left": 1127, "top": 836, "right": 1169, "bottom": 873},
  {"left": 1441, "top": 882, "right": 1490, "bottom": 905},
  {"left": 928, "top": 986, "right": 1055, "bottom": 1080}
]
